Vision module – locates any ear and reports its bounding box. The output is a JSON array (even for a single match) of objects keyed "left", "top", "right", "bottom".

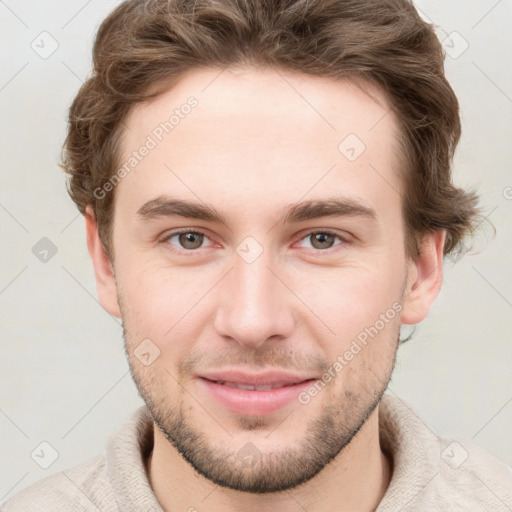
[
  {"left": 401, "top": 229, "right": 446, "bottom": 325},
  {"left": 85, "top": 206, "right": 122, "bottom": 318}
]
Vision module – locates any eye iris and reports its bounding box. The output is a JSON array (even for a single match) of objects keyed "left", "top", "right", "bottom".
[
  {"left": 174, "top": 232, "right": 337, "bottom": 250},
  {"left": 179, "top": 232, "right": 203, "bottom": 250},
  {"left": 311, "top": 232, "right": 335, "bottom": 249}
]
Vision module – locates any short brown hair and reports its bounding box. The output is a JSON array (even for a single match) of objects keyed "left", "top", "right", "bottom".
[{"left": 61, "top": 0, "right": 484, "bottom": 261}]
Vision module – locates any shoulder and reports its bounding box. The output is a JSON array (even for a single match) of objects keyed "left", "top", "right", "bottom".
[
  {"left": 2, "top": 454, "right": 119, "bottom": 512},
  {"left": 378, "top": 395, "right": 512, "bottom": 511},
  {"left": 432, "top": 436, "right": 512, "bottom": 509}
]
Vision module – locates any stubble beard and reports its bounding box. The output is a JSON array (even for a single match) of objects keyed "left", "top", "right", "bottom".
[{"left": 123, "top": 324, "right": 399, "bottom": 494}]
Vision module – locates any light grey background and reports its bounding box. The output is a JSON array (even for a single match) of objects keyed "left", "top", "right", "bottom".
[{"left": 1, "top": 0, "right": 511, "bottom": 504}]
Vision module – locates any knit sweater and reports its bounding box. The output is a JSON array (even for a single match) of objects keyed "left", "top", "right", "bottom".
[{"left": 3, "top": 394, "right": 512, "bottom": 511}]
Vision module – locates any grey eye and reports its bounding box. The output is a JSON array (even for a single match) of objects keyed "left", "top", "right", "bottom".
[
  {"left": 169, "top": 231, "right": 206, "bottom": 250},
  {"left": 301, "top": 232, "right": 341, "bottom": 250}
]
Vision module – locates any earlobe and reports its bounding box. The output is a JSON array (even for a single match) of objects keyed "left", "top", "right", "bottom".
[
  {"left": 85, "top": 206, "right": 122, "bottom": 318},
  {"left": 400, "top": 229, "right": 446, "bottom": 325}
]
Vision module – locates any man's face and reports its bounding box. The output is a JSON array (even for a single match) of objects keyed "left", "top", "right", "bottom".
[{"left": 100, "top": 67, "right": 422, "bottom": 492}]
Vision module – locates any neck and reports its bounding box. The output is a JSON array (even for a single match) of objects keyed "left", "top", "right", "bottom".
[{"left": 146, "top": 405, "right": 391, "bottom": 512}]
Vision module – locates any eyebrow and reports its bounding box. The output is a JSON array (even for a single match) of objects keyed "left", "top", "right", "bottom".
[{"left": 136, "top": 195, "right": 378, "bottom": 225}]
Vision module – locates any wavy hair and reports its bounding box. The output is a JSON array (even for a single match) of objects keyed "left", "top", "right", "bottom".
[{"left": 60, "top": 0, "right": 485, "bottom": 262}]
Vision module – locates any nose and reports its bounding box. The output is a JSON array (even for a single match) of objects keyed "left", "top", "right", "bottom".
[{"left": 213, "top": 247, "right": 296, "bottom": 349}]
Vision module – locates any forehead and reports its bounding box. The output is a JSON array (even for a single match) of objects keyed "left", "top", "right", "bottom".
[{"left": 117, "top": 66, "right": 403, "bottom": 224}]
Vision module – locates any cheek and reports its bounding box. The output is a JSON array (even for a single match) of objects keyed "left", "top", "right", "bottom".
[
  {"left": 117, "top": 260, "right": 216, "bottom": 354},
  {"left": 120, "top": 253, "right": 191, "bottom": 303},
  {"left": 117, "top": 241, "right": 405, "bottom": 357},
  {"left": 291, "top": 258, "right": 401, "bottom": 329}
]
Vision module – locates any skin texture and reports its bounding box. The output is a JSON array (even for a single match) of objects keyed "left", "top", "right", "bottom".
[{"left": 85, "top": 66, "right": 445, "bottom": 511}]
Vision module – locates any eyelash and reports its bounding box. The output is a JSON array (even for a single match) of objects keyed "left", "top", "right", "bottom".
[{"left": 161, "top": 228, "right": 350, "bottom": 255}]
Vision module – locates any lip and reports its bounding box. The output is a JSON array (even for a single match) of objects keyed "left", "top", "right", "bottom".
[{"left": 196, "top": 371, "right": 317, "bottom": 416}]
